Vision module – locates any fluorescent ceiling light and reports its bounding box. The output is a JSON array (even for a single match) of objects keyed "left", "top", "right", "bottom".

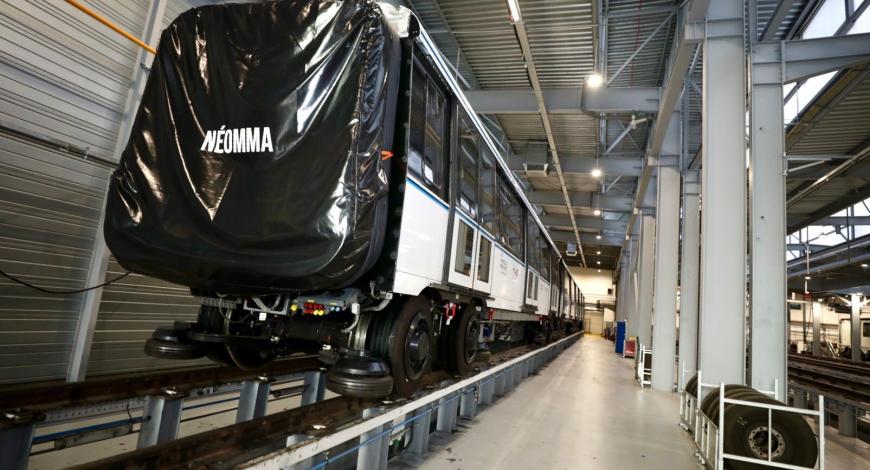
[
  {"left": 506, "top": 0, "right": 522, "bottom": 23},
  {"left": 586, "top": 73, "right": 604, "bottom": 88}
]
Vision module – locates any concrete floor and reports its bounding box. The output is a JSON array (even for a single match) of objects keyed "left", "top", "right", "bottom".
[
  {"left": 394, "top": 335, "right": 700, "bottom": 470},
  {"left": 27, "top": 336, "right": 870, "bottom": 469}
]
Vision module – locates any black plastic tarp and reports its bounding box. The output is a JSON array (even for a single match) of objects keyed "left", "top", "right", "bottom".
[{"left": 104, "top": 0, "right": 400, "bottom": 294}]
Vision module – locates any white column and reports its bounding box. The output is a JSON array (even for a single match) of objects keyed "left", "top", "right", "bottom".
[
  {"left": 851, "top": 294, "right": 863, "bottom": 361},
  {"left": 678, "top": 170, "right": 701, "bottom": 390},
  {"left": 636, "top": 214, "right": 656, "bottom": 348},
  {"left": 812, "top": 301, "right": 822, "bottom": 357},
  {"left": 698, "top": 0, "right": 747, "bottom": 386},
  {"left": 67, "top": 0, "right": 169, "bottom": 382},
  {"left": 749, "top": 41, "right": 787, "bottom": 400},
  {"left": 616, "top": 258, "right": 627, "bottom": 323},
  {"left": 651, "top": 117, "right": 681, "bottom": 392},
  {"left": 626, "top": 231, "right": 640, "bottom": 339}
]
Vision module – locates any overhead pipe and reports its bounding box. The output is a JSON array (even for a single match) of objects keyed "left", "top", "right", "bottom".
[{"left": 64, "top": 0, "right": 156, "bottom": 54}]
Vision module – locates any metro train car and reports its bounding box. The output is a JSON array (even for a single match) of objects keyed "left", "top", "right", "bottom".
[{"left": 103, "top": 0, "right": 584, "bottom": 398}]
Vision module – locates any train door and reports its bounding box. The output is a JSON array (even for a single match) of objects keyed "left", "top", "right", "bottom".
[
  {"left": 473, "top": 147, "right": 498, "bottom": 294},
  {"left": 525, "top": 221, "right": 540, "bottom": 309},
  {"left": 447, "top": 112, "right": 482, "bottom": 289}
]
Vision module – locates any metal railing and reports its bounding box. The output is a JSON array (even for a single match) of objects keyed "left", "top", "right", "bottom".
[
  {"left": 239, "top": 333, "right": 581, "bottom": 470},
  {"left": 636, "top": 344, "right": 652, "bottom": 387}
]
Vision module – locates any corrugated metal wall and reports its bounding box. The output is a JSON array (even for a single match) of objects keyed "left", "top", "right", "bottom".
[{"left": 0, "top": 0, "right": 211, "bottom": 384}]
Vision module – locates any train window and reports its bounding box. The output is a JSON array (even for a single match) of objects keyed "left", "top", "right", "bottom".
[
  {"left": 454, "top": 221, "right": 474, "bottom": 276},
  {"left": 479, "top": 147, "right": 497, "bottom": 235},
  {"left": 497, "top": 181, "right": 523, "bottom": 257},
  {"left": 477, "top": 237, "right": 492, "bottom": 283},
  {"left": 408, "top": 67, "right": 446, "bottom": 192},
  {"left": 457, "top": 112, "right": 479, "bottom": 217},
  {"left": 541, "top": 246, "right": 551, "bottom": 281},
  {"left": 526, "top": 220, "right": 541, "bottom": 273},
  {"left": 863, "top": 322, "right": 870, "bottom": 338}
]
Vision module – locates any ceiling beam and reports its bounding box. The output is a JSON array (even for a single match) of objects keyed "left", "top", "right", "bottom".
[
  {"left": 760, "top": 0, "right": 798, "bottom": 41},
  {"left": 527, "top": 190, "right": 634, "bottom": 212},
  {"left": 466, "top": 87, "right": 662, "bottom": 114},
  {"left": 549, "top": 231, "right": 624, "bottom": 246},
  {"left": 753, "top": 33, "right": 870, "bottom": 83},
  {"left": 814, "top": 216, "right": 870, "bottom": 226},
  {"left": 507, "top": 153, "right": 643, "bottom": 176},
  {"left": 539, "top": 215, "right": 628, "bottom": 231}
]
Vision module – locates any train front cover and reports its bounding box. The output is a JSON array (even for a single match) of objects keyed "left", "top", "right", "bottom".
[{"left": 104, "top": 0, "right": 400, "bottom": 294}]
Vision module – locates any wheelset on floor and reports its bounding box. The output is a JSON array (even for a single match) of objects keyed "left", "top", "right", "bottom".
[{"left": 694, "top": 381, "right": 818, "bottom": 469}]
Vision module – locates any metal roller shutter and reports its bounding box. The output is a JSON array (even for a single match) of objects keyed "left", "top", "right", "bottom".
[
  {"left": 0, "top": 0, "right": 211, "bottom": 383},
  {"left": 87, "top": 0, "right": 215, "bottom": 377}
]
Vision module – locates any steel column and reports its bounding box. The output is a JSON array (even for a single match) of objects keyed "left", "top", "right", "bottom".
[
  {"left": 459, "top": 387, "right": 478, "bottom": 419},
  {"left": 678, "top": 170, "right": 701, "bottom": 391},
  {"left": 478, "top": 379, "right": 494, "bottom": 405},
  {"left": 749, "top": 40, "right": 787, "bottom": 401},
  {"left": 67, "top": 0, "right": 169, "bottom": 382},
  {"left": 357, "top": 407, "right": 386, "bottom": 470},
  {"left": 636, "top": 214, "right": 656, "bottom": 348},
  {"left": 137, "top": 393, "right": 184, "bottom": 448},
  {"left": 0, "top": 415, "right": 38, "bottom": 470},
  {"left": 851, "top": 294, "right": 862, "bottom": 361},
  {"left": 651, "top": 139, "right": 681, "bottom": 392},
  {"left": 812, "top": 302, "right": 822, "bottom": 357},
  {"left": 285, "top": 434, "right": 316, "bottom": 469},
  {"left": 698, "top": 0, "right": 747, "bottom": 386},
  {"left": 408, "top": 409, "right": 432, "bottom": 455},
  {"left": 436, "top": 395, "right": 458, "bottom": 433},
  {"left": 301, "top": 370, "right": 326, "bottom": 406},
  {"left": 793, "top": 389, "right": 807, "bottom": 409},
  {"left": 838, "top": 406, "right": 857, "bottom": 438},
  {"left": 236, "top": 379, "right": 271, "bottom": 423}
]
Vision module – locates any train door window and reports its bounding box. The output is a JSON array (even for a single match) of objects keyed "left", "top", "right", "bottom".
[
  {"left": 479, "top": 147, "right": 497, "bottom": 235},
  {"left": 457, "top": 112, "right": 479, "bottom": 217},
  {"left": 526, "top": 221, "right": 541, "bottom": 273},
  {"left": 477, "top": 237, "right": 492, "bottom": 282},
  {"left": 863, "top": 322, "right": 870, "bottom": 337},
  {"left": 527, "top": 271, "right": 535, "bottom": 299},
  {"left": 408, "top": 66, "right": 446, "bottom": 193},
  {"left": 497, "top": 180, "right": 523, "bottom": 257},
  {"left": 541, "top": 246, "right": 551, "bottom": 282},
  {"left": 454, "top": 221, "right": 474, "bottom": 276}
]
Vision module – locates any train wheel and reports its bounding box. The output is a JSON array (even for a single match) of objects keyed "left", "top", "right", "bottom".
[
  {"left": 723, "top": 400, "right": 818, "bottom": 469},
  {"left": 387, "top": 297, "right": 433, "bottom": 396},
  {"left": 445, "top": 304, "right": 480, "bottom": 376}
]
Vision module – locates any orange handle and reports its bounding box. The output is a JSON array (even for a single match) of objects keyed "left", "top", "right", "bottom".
[{"left": 65, "top": 0, "right": 156, "bottom": 54}]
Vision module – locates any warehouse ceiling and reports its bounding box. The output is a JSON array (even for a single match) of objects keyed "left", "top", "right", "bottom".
[{"left": 408, "top": 0, "right": 870, "bottom": 284}]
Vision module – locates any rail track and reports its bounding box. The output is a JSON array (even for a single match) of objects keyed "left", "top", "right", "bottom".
[
  {"left": 0, "top": 354, "right": 320, "bottom": 413},
  {"left": 787, "top": 354, "right": 870, "bottom": 407},
  {"left": 65, "top": 336, "right": 575, "bottom": 469}
]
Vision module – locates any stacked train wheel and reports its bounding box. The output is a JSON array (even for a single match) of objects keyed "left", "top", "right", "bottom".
[{"left": 699, "top": 384, "right": 818, "bottom": 469}]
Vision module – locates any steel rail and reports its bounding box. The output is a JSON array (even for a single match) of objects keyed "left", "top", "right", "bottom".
[
  {"left": 0, "top": 355, "right": 320, "bottom": 412},
  {"left": 787, "top": 354, "right": 870, "bottom": 407}
]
